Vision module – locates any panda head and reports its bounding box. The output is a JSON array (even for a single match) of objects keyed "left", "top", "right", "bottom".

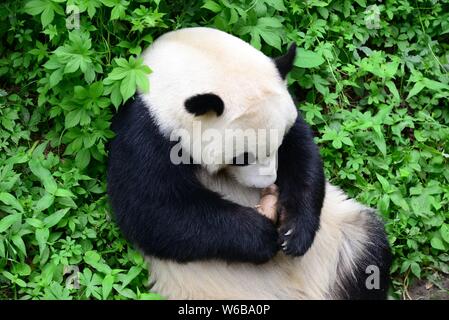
[{"left": 140, "top": 27, "right": 298, "bottom": 188}]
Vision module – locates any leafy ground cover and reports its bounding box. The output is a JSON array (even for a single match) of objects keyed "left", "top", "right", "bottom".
[{"left": 0, "top": 0, "right": 448, "bottom": 299}]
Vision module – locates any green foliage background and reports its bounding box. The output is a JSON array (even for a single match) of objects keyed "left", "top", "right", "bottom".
[{"left": 0, "top": 0, "right": 448, "bottom": 299}]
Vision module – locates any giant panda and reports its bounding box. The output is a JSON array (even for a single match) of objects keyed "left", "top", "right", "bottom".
[{"left": 107, "top": 27, "right": 391, "bottom": 299}]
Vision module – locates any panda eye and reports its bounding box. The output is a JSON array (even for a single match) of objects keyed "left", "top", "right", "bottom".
[{"left": 231, "top": 152, "right": 256, "bottom": 166}]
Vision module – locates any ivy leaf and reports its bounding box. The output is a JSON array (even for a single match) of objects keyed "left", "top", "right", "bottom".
[
  {"left": 104, "top": 56, "right": 152, "bottom": 103},
  {"left": 101, "top": 0, "right": 129, "bottom": 20},
  {"left": 75, "top": 149, "right": 91, "bottom": 169},
  {"left": 264, "top": 0, "right": 287, "bottom": 11},
  {"left": 53, "top": 31, "right": 98, "bottom": 83},
  {"left": 440, "top": 224, "right": 449, "bottom": 244},
  {"left": 431, "top": 237, "right": 446, "bottom": 251},
  {"left": 24, "top": 0, "right": 63, "bottom": 27},
  {"left": 65, "top": 109, "right": 82, "bottom": 128},
  {"left": 294, "top": 49, "right": 325, "bottom": 68},
  {"left": 120, "top": 71, "right": 136, "bottom": 102},
  {"left": 202, "top": 0, "right": 222, "bottom": 13},
  {"left": 238, "top": 17, "right": 284, "bottom": 50}
]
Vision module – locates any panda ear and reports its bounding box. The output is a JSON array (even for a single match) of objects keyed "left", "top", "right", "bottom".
[
  {"left": 274, "top": 43, "right": 297, "bottom": 79},
  {"left": 185, "top": 93, "right": 225, "bottom": 117}
]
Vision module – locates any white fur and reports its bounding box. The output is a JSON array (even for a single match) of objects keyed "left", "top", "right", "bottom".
[{"left": 147, "top": 176, "right": 372, "bottom": 299}]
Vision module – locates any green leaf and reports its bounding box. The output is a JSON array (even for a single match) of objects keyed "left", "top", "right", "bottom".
[
  {"left": 385, "top": 80, "right": 400, "bottom": 102},
  {"left": 341, "top": 136, "right": 353, "bottom": 146},
  {"left": 54, "top": 189, "right": 75, "bottom": 198},
  {"left": 11, "top": 234, "right": 27, "bottom": 256},
  {"left": 65, "top": 109, "right": 82, "bottom": 128},
  {"left": 29, "top": 159, "right": 58, "bottom": 194},
  {"left": 390, "top": 192, "right": 409, "bottom": 211},
  {"left": 372, "top": 128, "right": 386, "bottom": 156},
  {"left": 12, "top": 262, "right": 32, "bottom": 276},
  {"left": 120, "top": 266, "right": 143, "bottom": 288},
  {"left": 138, "top": 292, "right": 164, "bottom": 300},
  {"left": 36, "top": 228, "right": 49, "bottom": 254},
  {"left": 0, "top": 213, "right": 21, "bottom": 233},
  {"left": 135, "top": 71, "right": 149, "bottom": 93},
  {"left": 43, "top": 208, "right": 70, "bottom": 228},
  {"left": 332, "top": 139, "right": 342, "bottom": 149},
  {"left": 102, "top": 274, "right": 114, "bottom": 299},
  {"left": 376, "top": 174, "right": 390, "bottom": 192},
  {"left": 105, "top": 57, "right": 151, "bottom": 102},
  {"left": 24, "top": 0, "right": 48, "bottom": 15},
  {"left": 84, "top": 251, "right": 112, "bottom": 274},
  {"left": 26, "top": 218, "right": 44, "bottom": 229},
  {"left": 431, "top": 237, "right": 445, "bottom": 250},
  {"left": 0, "top": 240, "right": 5, "bottom": 258},
  {"left": 41, "top": 6, "right": 55, "bottom": 27},
  {"left": 110, "top": 3, "right": 127, "bottom": 20},
  {"left": 75, "top": 149, "right": 91, "bottom": 170},
  {"left": 265, "top": 0, "right": 287, "bottom": 11},
  {"left": 202, "top": 0, "right": 222, "bottom": 13},
  {"left": 34, "top": 193, "right": 55, "bottom": 212},
  {"left": 120, "top": 71, "right": 136, "bottom": 102},
  {"left": 0, "top": 192, "right": 24, "bottom": 212},
  {"left": 49, "top": 69, "right": 63, "bottom": 87},
  {"left": 441, "top": 224, "right": 449, "bottom": 244},
  {"left": 294, "top": 49, "right": 325, "bottom": 68},
  {"left": 410, "top": 262, "right": 421, "bottom": 278},
  {"left": 406, "top": 82, "right": 425, "bottom": 100},
  {"left": 24, "top": 0, "right": 62, "bottom": 27}
]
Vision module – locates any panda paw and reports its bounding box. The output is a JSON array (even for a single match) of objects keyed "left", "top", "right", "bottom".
[
  {"left": 249, "top": 218, "right": 280, "bottom": 264},
  {"left": 278, "top": 218, "right": 317, "bottom": 256}
]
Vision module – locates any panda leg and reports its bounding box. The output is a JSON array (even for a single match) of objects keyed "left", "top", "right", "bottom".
[
  {"left": 295, "top": 184, "right": 391, "bottom": 300},
  {"left": 335, "top": 209, "right": 392, "bottom": 300}
]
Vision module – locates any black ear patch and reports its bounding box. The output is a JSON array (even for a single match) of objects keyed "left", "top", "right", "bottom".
[
  {"left": 274, "top": 43, "right": 297, "bottom": 79},
  {"left": 185, "top": 93, "right": 224, "bottom": 117}
]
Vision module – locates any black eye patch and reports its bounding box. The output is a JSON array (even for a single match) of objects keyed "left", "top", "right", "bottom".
[
  {"left": 184, "top": 93, "right": 224, "bottom": 117},
  {"left": 230, "top": 152, "right": 256, "bottom": 166}
]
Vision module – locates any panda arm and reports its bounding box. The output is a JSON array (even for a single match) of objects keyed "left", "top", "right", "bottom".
[
  {"left": 107, "top": 99, "right": 279, "bottom": 264},
  {"left": 276, "top": 114, "right": 325, "bottom": 256}
]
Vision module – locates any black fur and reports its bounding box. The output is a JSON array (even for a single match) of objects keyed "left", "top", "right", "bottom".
[
  {"left": 274, "top": 44, "right": 297, "bottom": 79},
  {"left": 184, "top": 93, "right": 224, "bottom": 116},
  {"left": 335, "top": 210, "right": 392, "bottom": 299},
  {"left": 107, "top": 96, "right": 279, "bottom": 264},
  {"left": 276, "top": 115, "right": 325, "bottom": 256}
]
